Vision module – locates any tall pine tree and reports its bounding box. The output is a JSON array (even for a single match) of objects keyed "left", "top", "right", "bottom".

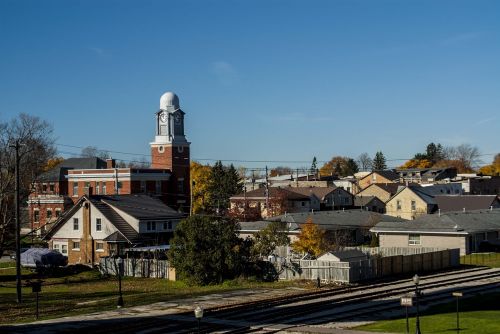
[{"left": 372, "top": 151, "right": 387, "bottom": 170}]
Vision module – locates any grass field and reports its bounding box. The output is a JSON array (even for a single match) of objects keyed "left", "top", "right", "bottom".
[
  {"left": 460, "top": 252, "right": 500, "bottom": 268},
  {"left": 0, "top": 262, "right": 304, "bottom": 324},
  {"left": 356, "top": 291, "right": 500, "bottom": 334}
]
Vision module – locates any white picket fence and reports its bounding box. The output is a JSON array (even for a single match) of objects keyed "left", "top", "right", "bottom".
[
  {"left": 99, "top": 257, "right": 172, "bottom": 279},
  {"left": 276, "top": 247, "right": 460, "bottom": 283}
]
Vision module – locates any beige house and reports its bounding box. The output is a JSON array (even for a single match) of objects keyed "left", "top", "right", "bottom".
[
  {"left": 371, "top": 209, "right": 500, "bottom": 255},
  {"left": 385, "top": 186, "right": 436, "bottom": 220},
  {"left": 356, "top": 183, "right": 405, "bottom": 203},
  {"left": 44, "top": 195, "right": 184, "bottom": 265},
  {"left": 358, "top": 170, "right": 400, "bottom": 190}
]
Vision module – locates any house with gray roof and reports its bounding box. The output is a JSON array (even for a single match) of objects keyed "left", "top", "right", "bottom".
[
  {"left": 239, "top": 210, "right": 405, "bottom": 251},
  {"left": 230, "top": 187, "right": 311, "bottom": 218},
  {"left": 44, "top": 194, "right": 185, "bottom": 265},
  {"left": 371, "top": 209, "right": 500, "bottom": 255},
  {"left": 287, "top": 186, "right": 353, "bottom": 210}
]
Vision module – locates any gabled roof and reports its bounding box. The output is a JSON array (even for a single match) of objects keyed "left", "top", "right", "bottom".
[
  {"left": 97, "top": 195, "right": 183, "bottom": 220},
  {"left": 354, "top": 195, "right": 383, "bottom": 207},
  {"left": 287, "top": 187, "right": 341, "bottom": 200},
  {"left": 231, "top": 187, "right": 310, "bottom": 201},
  {"left": 239, "top": 220, "right": 301, "bottom": 233},
  {"left": 318, "top": 249, "right": 367, "bottom": 262},
  {"left": 371, "top": 209, "right": 500, "bottom": 234},
  {"left": 268, "top": 210, "right": 405, "bottom": 230},
  {"left": 359, "top": 170, "right": 400, "bottom": 183},
  {"left": 390, "top": 185, "right": 436, "bottom": 205},
  {"left": 44, "top": 195, "right": 182, "bottom": 244},
  {"left": 38, "top": 157, "right": 107, "bottom": 182},
  {"left": 435, "top": 195, "right": 500, "bottom": 213},
  {"left": 359, "top": 183, "right": 408, "bottom": 196}
]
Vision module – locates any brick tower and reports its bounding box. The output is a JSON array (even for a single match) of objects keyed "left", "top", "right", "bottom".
[{"left": 150, "top": 91, "right": 190, "bottom": 210}]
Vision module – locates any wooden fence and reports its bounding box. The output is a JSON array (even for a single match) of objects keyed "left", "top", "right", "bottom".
[
  {"left": 276, "top": 248, "right": 460, "bottom": 283},
  {"left": 99, "top": 257, "right": 174, "bottom": 279}
]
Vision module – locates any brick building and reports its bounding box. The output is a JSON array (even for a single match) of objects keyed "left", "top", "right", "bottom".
[{"left": 28, "top": 91, "right": 191, "bottom": 236}]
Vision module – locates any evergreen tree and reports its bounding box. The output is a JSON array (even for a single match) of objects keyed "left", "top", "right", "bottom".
[
  {"left": 343, "top": 158, "right": 359, "bottom": 176},
  {"left": 169, "top": 215, "right": 243, "bottom": 285},
  {"left": 310, "top": 157, "right": 318, "bottom": 176},
  {"left": 206, "top": 161, "right": 243, "bottom": 215},
  {"left": 372, "top": 151, "right": 387, "bottom": 170}
]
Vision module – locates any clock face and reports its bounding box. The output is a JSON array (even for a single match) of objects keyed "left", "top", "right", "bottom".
[
  {"left": 174, "top": 113, "right": 181, "bottom": 124},
  {"left": 159, "top": 112, "right": 168, "bottom": 123}
]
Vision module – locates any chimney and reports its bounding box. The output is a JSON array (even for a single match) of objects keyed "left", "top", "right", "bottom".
[{"left": 106, "top": 158, "right": 116, "bottom": 169}]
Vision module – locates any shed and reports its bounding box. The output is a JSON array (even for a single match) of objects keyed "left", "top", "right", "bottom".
[{"left": 317, "top": 249, "right": 367, "bottom": 262}]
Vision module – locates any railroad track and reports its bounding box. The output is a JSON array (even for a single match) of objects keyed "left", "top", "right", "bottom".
[{"left": 4, "top": 266, "right": 499, "bottom": 334}]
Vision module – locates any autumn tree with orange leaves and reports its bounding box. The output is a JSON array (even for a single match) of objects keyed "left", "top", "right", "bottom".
[{"left": 292, "top": 217, "right": 327, "bottom": 257}]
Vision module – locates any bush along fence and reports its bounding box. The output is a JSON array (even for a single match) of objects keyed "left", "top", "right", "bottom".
[
  {"left": 276, "top": 247, "right": 461, "bottom": 284},
  {"left": 99, "top": 257, "right": 175, "bottom": 280}
]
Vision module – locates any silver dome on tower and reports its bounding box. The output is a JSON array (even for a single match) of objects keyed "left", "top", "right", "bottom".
[{"left": 159, "top": 91, "right": 180, "bottom": 110}]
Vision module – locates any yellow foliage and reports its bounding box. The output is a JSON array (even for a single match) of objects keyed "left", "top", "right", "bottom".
[
  {"left": 292, "top": 217, "right": 327, "bottom": 257},
  {"left": 190, "top": 161, "right": 212, "bottom": 214},
  {"left": 44, "top": 157, "right": 64, "bottom": 172},
  {"left": 400, "top": 159, "right": 433, "bottom": 169}
]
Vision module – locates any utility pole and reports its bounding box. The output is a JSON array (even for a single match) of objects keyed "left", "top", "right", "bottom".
[
  {"left": 243, "top": 185, "right": 247, "bottom": 220},
  {"left": 265, "top": 166, "right": 269, "bottom": 211},
  {"left": 10, "top": 140, "right": 22, "bottom": 303}
]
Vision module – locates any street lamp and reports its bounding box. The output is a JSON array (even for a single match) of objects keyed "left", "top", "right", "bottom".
[
  {"left": 117, "top": 257, "right": 124, "bottom": 308},
  {"left": 413, "top": 274, "right": 421, "bottom": 334},
  {"left": 194, "top": 305, "right": 204, "bottom": 333}
]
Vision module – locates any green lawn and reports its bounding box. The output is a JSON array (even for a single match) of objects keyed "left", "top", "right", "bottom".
[
  {"left": 356, "top": 292, "right": 500, "bottom": 334},
  {"left": 460, "top": 253, "right": 500, "bottom": 268},
  {"left": 0, "top": 265, "right": 304, "bottom": 324}
]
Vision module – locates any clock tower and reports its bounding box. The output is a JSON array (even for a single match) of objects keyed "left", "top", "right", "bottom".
[{"left": 151, "top": 91, "right": 190, "bottom": 210}]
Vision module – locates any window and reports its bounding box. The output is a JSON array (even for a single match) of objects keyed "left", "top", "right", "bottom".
[
  {"left": 42, "top": 184, "right": 47, "bottom": 192},
  {"left": 53, "top": 244, "right": 60, "bottom": 252},
  {"left": 85, "top": 182, "right": 90, "bottom": 190},
  {"left": 73, "top": 218, "right": 79, "bottom": 230},
  {"left": 147, "top": 221, "right": 156, "bottom": 231},
  {"left": 55, "top": 209, "right": 61, "bottom": 218},
  {"left": 96, "top": 181, "right": 100, "bottom": 195},
  {"left": 409, "top": 234, "right": 421, "bottom": 246},
  {"left": 155, "top": 181, "right": 161, "bottom": 194},
  {"left": 140, "top": 181, "right": 146, "bottom": 193},
  {"left": 117, "top": 181, "right": 123, "bottom": 194},
  {"left": 61, "top": 244, "right": 68, "bottom": 255},
  {"left": 96, "top": 218, "right": 102, "bottom": 231},
  {"left": 73, "top": 182, "right": 78, "bottom": 196},
  {"left": 411, "top": 200, "right": 416, "bottom": 211},
  {"left": 396, "top": 200, "right": 402, "bottom": 210},
  {"left": 163, "top": 221, "right": 172, "bottom": 230},
  {"left": 34, "top": 210, "right": 39, "bottom": 222},
  {"left": 46, "top": 209, "right": 52, "bottom": 220},
  {"left": 301, "top": 201, "right": 305, "bottom": 207},
  {"left": 72, "top": 241, "right": 80, "bottom": 250},
  {"left": 96, "top": 242, "right": 104, "bottom": 251},
  {"left": 49, "top": 183, "right": 55, "bottom": 192},
  {"left": 102, "top": 182, "right": 106, "bottom": 195}
]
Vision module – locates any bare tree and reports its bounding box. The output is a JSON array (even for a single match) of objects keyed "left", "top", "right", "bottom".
[
  {"left": 0, "top": 114, "right": 56, "bottom": 256},
  {"left": 80, "top": 146, "right": 110, "bottom": 160},
  {"left": 442, "top": 144, "right": 481, "bottom": 171},
  {"left": 357, "top": 153, "right": 372, "bottom": 171}
]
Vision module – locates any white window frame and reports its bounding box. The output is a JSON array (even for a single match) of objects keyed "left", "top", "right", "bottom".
[
  {"left": 72, "top": 241, "right": 80, "bottom": 250},
  {"left": 409, "top": 234, "right": 421, "bottom": 246},
  {"left": 96, "top": 242, "right": 104, "bottom": 252},
  {"left": 96, "top": 218, "right": 102, "bottom": 232},
  {"left": 73, "top": 218, "right": 79, "bottom": 230},
  {"left": 72, "top": 182, "right": 78, "bottom": 197}
]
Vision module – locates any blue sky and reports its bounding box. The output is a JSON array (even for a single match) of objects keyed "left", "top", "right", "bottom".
[{"left": 1, "top": 0, "right": 499, "bottom": 169}]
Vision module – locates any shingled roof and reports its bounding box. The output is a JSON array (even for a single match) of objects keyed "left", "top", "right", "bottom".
[
  {"left": 38, "top": 157, "right": 107, "bottom": 182},
  {"left": 371, "top": 209, "right": 500, "bottom": 234},
  {"left": 231, "top": 187, "right": 310, "bottom": 201},
  {"left": 434, "top": 195, "right": 500, "bottom": 213}
]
